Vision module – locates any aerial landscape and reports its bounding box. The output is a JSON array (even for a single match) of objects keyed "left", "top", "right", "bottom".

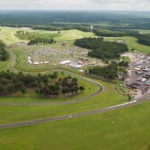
[{"left": 0, "top": 0, "right": 150, "bottom": 150}]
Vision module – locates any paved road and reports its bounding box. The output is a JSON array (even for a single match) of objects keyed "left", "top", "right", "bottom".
[{"left": 0, "top": 93, "right": 149, "bottom": 129}]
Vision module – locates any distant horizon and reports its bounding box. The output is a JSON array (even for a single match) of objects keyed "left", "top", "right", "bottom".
[{"left": 0, "top": 10, "right": 150, "bottom": 12}]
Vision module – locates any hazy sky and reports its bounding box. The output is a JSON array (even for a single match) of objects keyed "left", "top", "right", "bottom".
[{"left": 0, "top": 0, "right": 150, "bottom": 11}]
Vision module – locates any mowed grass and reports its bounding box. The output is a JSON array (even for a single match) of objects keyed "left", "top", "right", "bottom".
[
  {"left": 127, "top": 29, "right": 150, "bottom": 34},
  {"left": 138, "top": 30, "right": 150, "bottom": 34},
  {"left": 0, "top": 80, "right": 128, "bottom": 124},
  {"left": 104, "top": 36, "right": 150, "bottom": 54},
  {"left": 0, "top": 101, "right": 149, "bottom": 150},
  {"left": 55, "top": 29, "right": 96, "bottom": 42},
  {"left": 0, "top": 26, "right": 23, "bottom": 44},
  {"left": 0, "top": 27, "right": 95, "bottom": 44}
]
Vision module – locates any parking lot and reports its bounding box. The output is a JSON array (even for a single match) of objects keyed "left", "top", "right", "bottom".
[{"left": 125, "top": 53, "right": 150, "bottom": 98}]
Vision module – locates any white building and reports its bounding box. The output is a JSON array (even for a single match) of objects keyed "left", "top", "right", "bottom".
[{"left": 59, "top": 60, "right": 71, "bottom": 65}]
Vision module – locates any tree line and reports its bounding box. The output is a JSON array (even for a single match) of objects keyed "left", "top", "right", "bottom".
[
  {"left": 93, "top": 29, "right": 150, "bottom": 46},
  {"left": 15, "top": 31, "right": 56, "bottom": 45},
  {"left": 137, "top": 34, "right": 150, "bottom": 46},
  {"left": 74, "top": 38, "right": 128, "bottom": 61},
  {"left": 0, "top": 71, "right": 85, "bottom": 97},
  {"left": 0, "top": 41, "right": 9, "bottom": 61},
  {"left": 0, "top": 11, "right": 149, "bottom": 30},
  {"left": 87, "top": 61, "right": 128, "bottom": 80},
  {"left": 93, "top": 29, "right": 139, "bottom": 37},
  {"left": 87, "top": 62, "right": 118, "bottom": 80}
]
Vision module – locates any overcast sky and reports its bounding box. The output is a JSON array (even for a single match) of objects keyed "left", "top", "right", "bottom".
[{"left": 0, "top": 0, "right": 150, "bottom": 11}]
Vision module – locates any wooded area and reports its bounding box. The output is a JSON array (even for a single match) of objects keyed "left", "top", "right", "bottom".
[
  {"left": 74, "top": 38, "right": 128, "bottom": 60},
  {"left": 0, "top": 71, "right": 84, "bottom": 97},
  {"left": 0, "top": 41, "right": 9, "bottom": 61},
  {"left": 16, "top": 31, "right": 56, "bottom": 45}
]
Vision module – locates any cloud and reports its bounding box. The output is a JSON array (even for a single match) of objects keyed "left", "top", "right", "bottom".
[
  {"left": 0, "top": 0, "right": 150, "bottom": 10},
  {"left": 88, "top": 0, "right": 150, "bottom": 10}
]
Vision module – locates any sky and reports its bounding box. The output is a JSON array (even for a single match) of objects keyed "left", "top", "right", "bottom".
[{"left": 0, "top": 0, "right": 150, "bottom": 11}]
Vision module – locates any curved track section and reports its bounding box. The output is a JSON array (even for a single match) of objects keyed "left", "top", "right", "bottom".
[
  {"left": 0, "top": 94, "right": 149, "bottom": 129},
  {"left": 0, "top": 75, "right": 103, "bottom": 106}
]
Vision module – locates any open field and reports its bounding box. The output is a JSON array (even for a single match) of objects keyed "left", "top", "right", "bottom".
[
  {"left": 137, "top": 29, "right": 150, "bottom": 34},
  {"left": 127, "top": 29, "right": 150, "bottom": 34},
  {"left": 0, "top": 27, "right": 96, "bottom": 44},
  {"left": 0, "top": 80, "right": 128, "bottom": 124},
  {"left": 0, "top": 26, "right": 149, "bottom": 150},
  {"left": 104, "top": 36, "right": 150, "bottom": 54},
  {"left": 0, "top": 27, "right": 23, "bottom": 44},
  {"left": 55, "top": 29, "right": 96, "bottom": 41},
  {"left": 0, "top": 101, "right": 149, "bottom": 150}
]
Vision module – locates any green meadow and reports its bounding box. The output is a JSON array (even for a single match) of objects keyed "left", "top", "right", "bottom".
[
  {"left": 0, "top": 26, "right": 149, "bottom": 150},
  {"left": 104, "top": 36, "right": 150, "bottom": 54},
  {"left": 0, "top": 101, "right": 149, "bottom": 150}
]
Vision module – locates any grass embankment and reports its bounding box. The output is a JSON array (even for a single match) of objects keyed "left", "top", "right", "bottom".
[{"left": 0, "top": 101, "right": 149, "bottom": 150}]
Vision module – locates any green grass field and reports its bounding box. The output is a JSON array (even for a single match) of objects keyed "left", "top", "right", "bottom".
[
  {"left": 55, "top": 29, "right": 96, "bottom": 41},
  {"left": 127, "top": 29, "right": 150, "bottom": 34},
  {"left": 0, "top": 27, "right": 95, "bottom": 44},
  {"left": 0, "top": 27, "right": 23, "bottom": 44},
  {"left": 0, "top": 101, "right": 149, "bottom": 150},
  {"left": 0, "top": 26, "right": 149, "bottom": 150},
  {"left": 104, "top": 36, "right": 150, "bottom": 54},
  {"left": 0, "top": 80, "right": 128, "bottom": 124}
]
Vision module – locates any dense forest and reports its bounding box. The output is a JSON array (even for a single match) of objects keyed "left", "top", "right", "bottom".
[
  {"left": 74, "top": 38, "right": 128, "bottom": 60},
  {"left": 33, "top": 24, "right": 91, "bottom": 32},
  {"left": 0, "top": 71, "right": 84, "bottom": 97},
  {"left": 93, "top": 29, "right": 139, "bottom": 37},
  {"left": 0, "top": 41, "right": 9, "bottom": 61},
  {"left": 0, "top": 11, "right": 150, "bottom": 30},
  {"left": 87, "top": 62, "right": 118, "bottom": 80},
  {"left": 137, "top": 34, "right": 150, "bottom": 46}
]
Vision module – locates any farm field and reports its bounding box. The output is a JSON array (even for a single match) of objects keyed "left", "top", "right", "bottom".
[{"left": 0, "top": 101, "right": 149, "bottom": 150}]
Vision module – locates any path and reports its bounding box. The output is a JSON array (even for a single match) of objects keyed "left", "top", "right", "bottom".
[
  {"left": 8, "top": 49, "right": 17, "bottom": 72},
  {"left": 0, "top": 93, "right": 149, "bottom": 129}
]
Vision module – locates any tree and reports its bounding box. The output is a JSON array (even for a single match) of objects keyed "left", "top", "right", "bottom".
[
  {"left": 79, "top": 86, "right": 85, "bottom": 92},
  {"left": 20, "top": 86, "right": 26, "bottom": 94},
  {"left": 0, "top": 41, "right": 9, "bottom": 61},
  {"left": 74, "top": 38, "right": 128, "bottom": 60}
]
